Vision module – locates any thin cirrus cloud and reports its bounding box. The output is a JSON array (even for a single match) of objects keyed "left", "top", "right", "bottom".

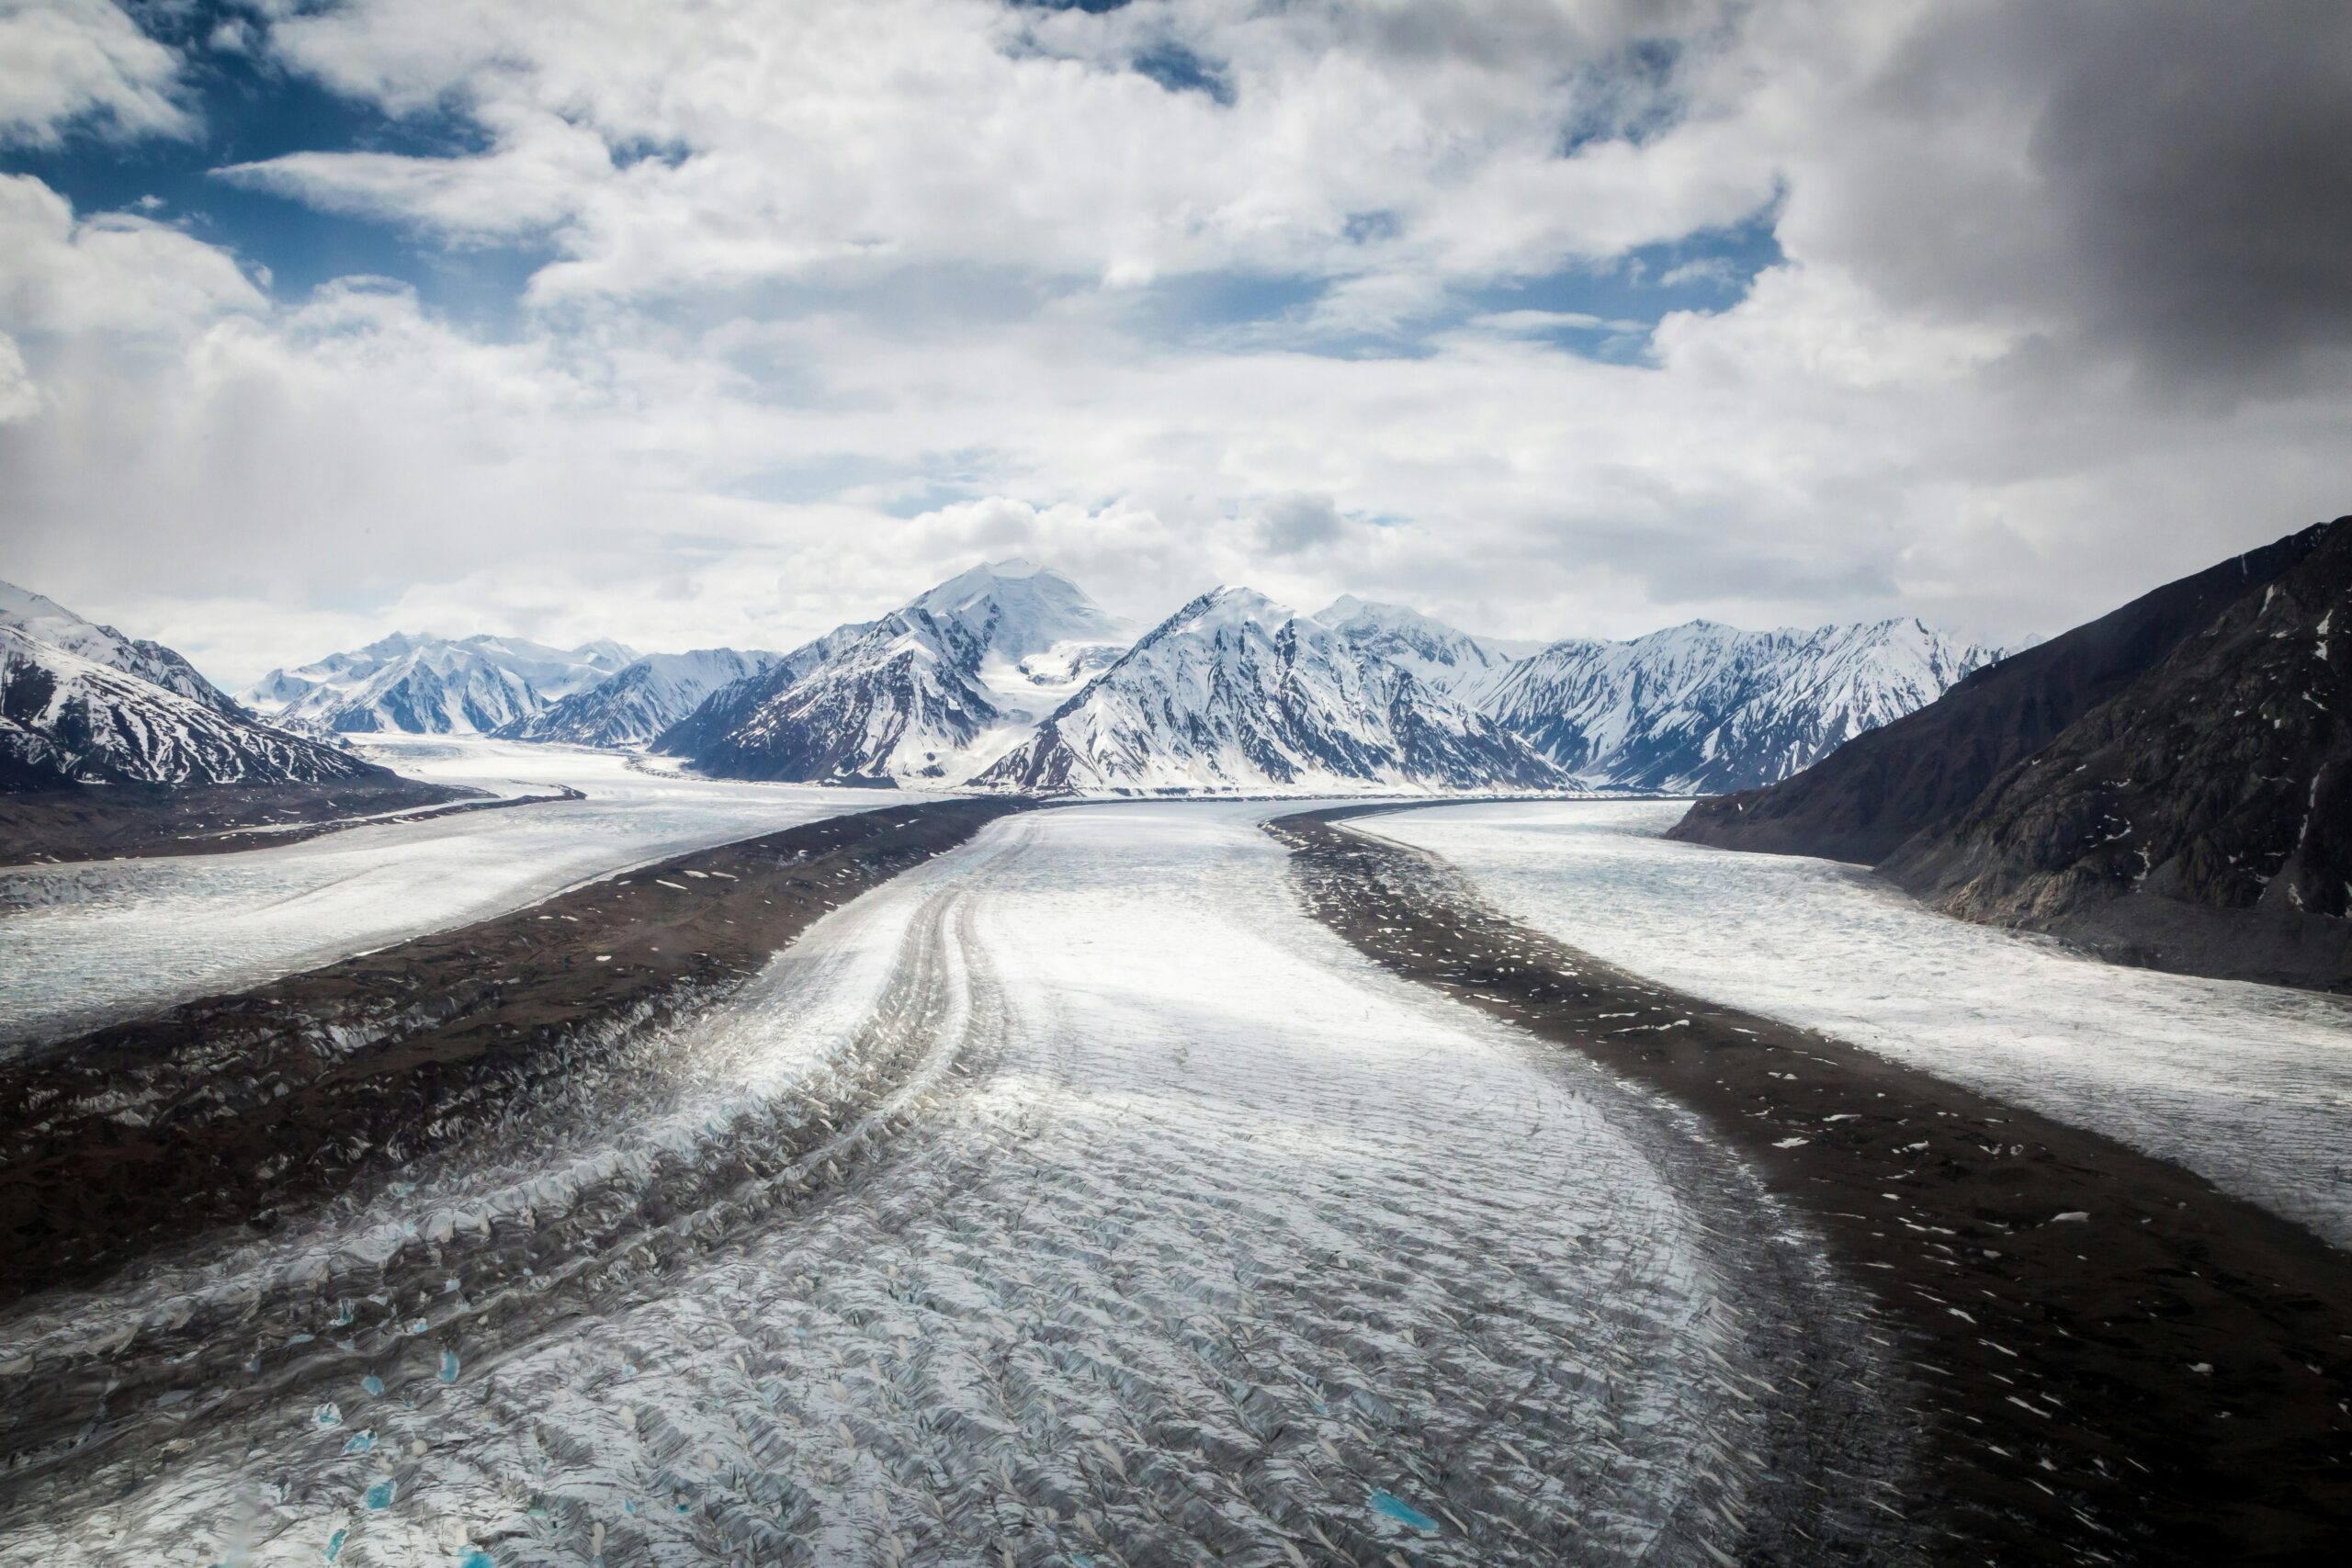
[{"left": 0, "top": 0, "right": 2346, "bottom": 687}]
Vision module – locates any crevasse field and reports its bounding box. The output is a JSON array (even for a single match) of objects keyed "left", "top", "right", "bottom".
[
  {"left": 0, "top": 797, "right": 1907, "bottom": 1565},
  {"left": 11, "top": 767, "right": 2352, "bottom": 1562},
  {"left": 1362, "top": 801, "right": 2352, "bottom": 1248}
]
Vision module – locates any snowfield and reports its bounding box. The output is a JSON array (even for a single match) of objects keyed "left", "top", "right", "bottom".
[
  {"left": 1359, "top": 800, "right": 2352, "bottom": 1248},
  {"left": 0, "top": 738, "right": 903, "bottom": 1047},
  {"left": 0, "top": 803, "right": 1903, "bottom": 1565}
]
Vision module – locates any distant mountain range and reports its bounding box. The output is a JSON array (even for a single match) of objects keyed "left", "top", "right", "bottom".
[
  {"left": 1675, "top": 517, "right": 2350, "bottom": 990},
  {"left": 1, "top": 582, "right": 378, "bottom": 793},
  {"left": 240, "top": 633, "right": 638, "bottom": 735},
  {"left": 182, "top": 559, "right": 2010, "bottom": 799},
  {"left": 656, "top": 560, "right": 1136, "bottom": 784},
  {"left": 1315, "top": 595, "right": 1540, "bottom": 706},
  {"left": 980, "top": 586, "right": 1559, "bottom": 794},
  {"left": 1487, "top": 617, "right": 2007, "bottom": 794},
  {"left": 500, "top": 649, "right": 782, "bottom": 748}
]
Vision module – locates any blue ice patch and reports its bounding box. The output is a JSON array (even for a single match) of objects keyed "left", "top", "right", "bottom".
[
  {"left": 460, "top": 1552, "right": 493, "bottom": 1568},
  {"left": 342, "top": 1431, "right": 374, "bottom": 1456},
  {"left": 362, "top": 1375, "right": 385, "bottom": 1398},
  {"left": 364, "top": 1479, "right": 395, "bottom": 1510},
  {"left": 324, "top": 1527, "right": 346, "bottom": 1562},
  {"left": 439, "top": 1349, "right": 461, "bottom": 1383},
  {"left": 1369, "top": 1490, "right": 1439, "bottom": 1532}
]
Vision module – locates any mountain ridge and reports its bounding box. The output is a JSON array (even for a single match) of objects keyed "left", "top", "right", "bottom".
[
  {"left": 0, "top": 585, "right": 383, "bottom": 795},
  {"left": 241, "top": 634, "right": 639, "bottom": 735},
  {"left": 977, "top": 586, "right": 1564, "bottom": 795},
  {"left": 1487, "top": 615, "right": 2006, "bottom": 795},
  {"left": 1669, "top": 522, "right": 2338, "bottom": 863}
]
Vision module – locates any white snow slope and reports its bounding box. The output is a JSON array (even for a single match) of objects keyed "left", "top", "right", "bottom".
[
  {"left": 1, "top": 625, "right": 373, "bottom": 793},
  {"left": 1316, "top": 594, "right": 1541, "bottom": 706},
  {"left": 0, "top": 579, "right": 242, "bottom": 716},
  {"left": 0, "top": 736, "right": 901, "bottom": 1046},
  {"left": 1484, "top": 618, "right": 2004, "bottom": 793},
  {"left": 0, "top": 801, "right": 1905, "bottom": 1565},
  {"left": 981, "top": 587, "right": 1565, "bottom": 795},
  {"left": 676, "top": 560, "right": 1136, "bottom": 784},
  {"left": 502, "top": 649, "right": 782, "bottom": 748},
  {"left": 243, "top": 634, "right": 639, "bottom": 735},
  {"left": 1361, "top": 800, "right": 2352, "bottom": 1248}
]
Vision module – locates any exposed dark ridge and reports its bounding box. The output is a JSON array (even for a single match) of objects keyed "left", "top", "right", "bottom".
[
  {"left": 0, "top": 773, "right": 488, "bottom": 865},
  {"left": 1883, "top": 519, "right": 2352, "bottom": 989},
  {"left": 1669, "top": 520, "right": 2339, "bottom": 864}
]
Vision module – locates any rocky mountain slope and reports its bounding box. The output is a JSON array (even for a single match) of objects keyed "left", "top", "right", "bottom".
[
  {"left": 1, "top": 581, "right": 242, "bottom": 717},
  {"left": 1876, "top": 521, "right": 2352, "bottom": 988},
  {"left": 499, "top": 648, "right": 780, "bottom": 748},
  {"left": 1, "top": 616, "right": 377, "bottom": 795},
  {"left": 1670, "top": 522, "right": 2337, "bottom": 864},
  {"left": 1487, "top": 618, "right": 2003, "bottom": 794},
  {"left": 662, "top": 560, "right": 1134, "bottom": 784},
  {"left": 241, "top": 633, "right": 636, "bottom": 734},
  {"left": 977, "top": 587, "right": 1563, "bottom": 795},
  {"left": 650, "top": 623, "right": 873, "bottom": 761}
]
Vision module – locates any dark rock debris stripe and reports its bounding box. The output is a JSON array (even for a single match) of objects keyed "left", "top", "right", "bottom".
[
  {"left": 0, "top": 795, "right": 1025, "bottom": 1493},
  {"left": 0, "top": 795, "right": 1025, "bottom": 1302},
  {"left": 1271, "top": 805, "right": 2352, "bottom": 1568},
  {"left": 0, "top": 773, "right": 503, "bottom": 867}
]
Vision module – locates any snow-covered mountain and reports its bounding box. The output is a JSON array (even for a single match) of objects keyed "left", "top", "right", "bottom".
[
  {"left": 1315, "top": 595, "right": 1540, "bottom": 705},
  {"left": 978, "top": 587, "right": 1564, "bottom": 795},
  {"left": 1486, "top": 617, "right": 2004, "bottom": 793},
  {"left": 242, "top": 634, "right": 638, "bottom": 734},
  {"left": 662, "top": 560, "right": 1136, "bottom": 784},
  {"left": 650, "top": 623, "right": 876, "bottom": 761},
  {"left": 1, "top": 581, "right": 242, "bottom": 717},
  {"left": 498, "top": 648, "right": 782, "bottom": 748},
  {"left": 1, "top": 623, "right": 374, "bottom": 793}
]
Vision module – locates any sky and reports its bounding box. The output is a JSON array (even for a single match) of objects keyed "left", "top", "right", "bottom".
[{"left": 1, "top": 0, "right": 2348, "bottom": 686}]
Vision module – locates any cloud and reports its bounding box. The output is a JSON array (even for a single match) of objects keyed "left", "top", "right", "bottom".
[
  {"left": 0, "top": 175, "right": 265, "bottom": 338},
  {"left": 0, "top": 0, "right": 192, "bottom": 146},
  {"left": 225, "top": 0, "right": 1770, "bottom": 305},
  {"left": 1469, "top": 309, "right": 1647, "bottom": 335},
  {"left": 1256, "top": 492, "right": 1348, "bottom": 557},
  {"left": 1746, "top": 0, "right": 2352, "bottom": 393},
  {"left": 216, "top": 105, "right": 614, "bottom": 241},
  {"left": 3, "top": 2, "right": 2350, "bottom": 682},
  {"left": 0, "top": 329, "right": 38, "bottom": 422}
]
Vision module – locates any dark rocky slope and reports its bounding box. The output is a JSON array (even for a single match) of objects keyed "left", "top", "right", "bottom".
[
  {"left": 1883, "top": 521, "right": 2352, "bottom": 988},
  {"left": 1670, "top": 521, "right": 2336, "bottom": 864}
]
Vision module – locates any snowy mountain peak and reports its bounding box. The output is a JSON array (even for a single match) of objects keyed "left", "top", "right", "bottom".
[
  {"left": 0, "top": 579, "right": 241, "bottom": 716},
  {"left": 909, "top": 558, "right": 1132, "bottom": 659},
  {"left": 1313, "top": 592, "right": 1536, "bottom": 705},
  {"left": 658, "top": 561, "right": 1136, "bottom": 784},
  {"left": 501, "top": 648, "right": 782, "bottom": 748},
  {"left": 1489, "top": 616, "right": 2006, "bottom": 793},
  {"left": 1, "top": 588, "right": 376, "bottom": 792},
  {"left": 241, "top": 633, "right": 638, "bottom": 735},
  {"left": 978, "top": 584, "right": 1562, "bottom": 795}
]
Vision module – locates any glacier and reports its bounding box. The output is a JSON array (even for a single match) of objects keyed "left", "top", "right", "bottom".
[
  {"left": 0, "top": 801, "right": 1906, "bottom": 1565},
  {"left": 1358, "top": 800, "right": 2352, "bottom": 1247},
  {"left": 0, "top": 737, "right": 905, "bottom": 1047}
]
